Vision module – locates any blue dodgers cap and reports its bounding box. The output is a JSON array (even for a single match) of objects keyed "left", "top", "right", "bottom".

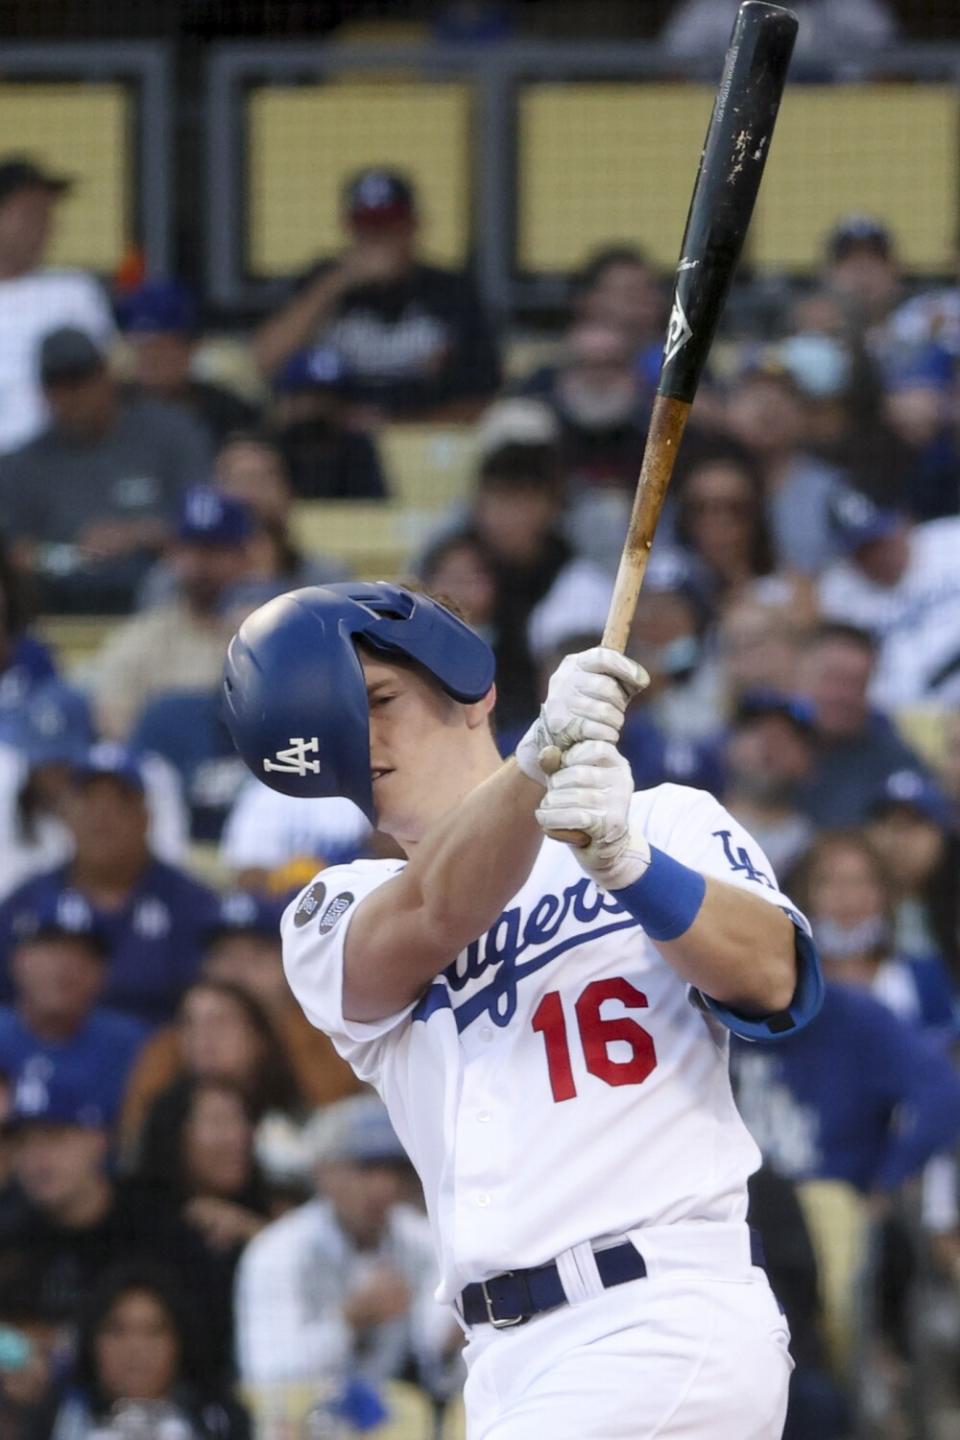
[
  {"left": 5, "top": 1066, "right": 107, "bottom": 1133},
  {"left": 734, "top": 687, "right": 817, "bottom": 735},
  {"left": 117, "top": 278, "right": 198, "bottom": 335},
  {"left": 177, "top": 485, "right": 253, "bottom": 546},
  {"left": 72, "top": 740, "right": 145, "bottom": 794},
  {"left": 10, "top": 890, "right": 109, "bottom": 957},
  {"left": 306, "top": 1094, "right": 409, "bottom": 1167},
  {"left": 827, "top": 213, "right": 893, "bottom": 261},
  {"left": 828, "top": 486, "right": 903, "bottom": 555},
  {"left": 274, "top": 344, "right": 349, "bottom": 396},
  {"left": 14, "top": 679, "right": 94, "bottom": 768},
  {"left": 869, "top": 768, "right": 952, "bottom": 828},
  {"left": 222, "top": 582, "right": 495, "bottom": 817},
  {"left": 205, "top": 890, "right": 283, "bottom": 944}
]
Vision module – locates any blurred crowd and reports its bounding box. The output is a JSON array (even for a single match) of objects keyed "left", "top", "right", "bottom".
[{"left": 2, "top": 132, "right": 960, "bottom": 1437}]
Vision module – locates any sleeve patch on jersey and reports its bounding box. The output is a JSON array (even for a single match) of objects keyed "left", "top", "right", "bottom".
[
  {"left": 318, "top": 891, "right": 354, "bottom": 935},
  {"left": 293, "top": 880, "right": 327, "bottom": 928}
]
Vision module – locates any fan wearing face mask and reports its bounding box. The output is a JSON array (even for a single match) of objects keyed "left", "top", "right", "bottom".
[{"left": 789, "top": 830, "right": 957, "bottom": 1046}]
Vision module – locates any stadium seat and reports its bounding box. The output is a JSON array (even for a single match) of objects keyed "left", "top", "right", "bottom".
[
  {"left": 242, "top": 1378, "right": 439, "bottom": 1437},
  {"left": 796, "top": 1178, "right": 872, "bottom": 1377},
  {"left": 379, "top": 424, "right": 476, "bottom": 511},
  {"left": 291, "top": 501, "right": 413, "bottom": 579}
]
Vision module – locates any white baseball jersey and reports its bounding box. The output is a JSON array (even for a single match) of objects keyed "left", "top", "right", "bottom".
[
  {"left": 282, "top": 783, "right": 800, "bottom": 1304},
  {"left": 818, "top": 516, "right": 960, "bottom": 709}
]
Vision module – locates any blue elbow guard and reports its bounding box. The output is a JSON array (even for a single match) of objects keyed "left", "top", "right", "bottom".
[
  {"left": 698, "top": 918, "right": 825, "bottom": 1042},
  {"left": 611, "top": 847, "right": 707, "bottom": 941}
]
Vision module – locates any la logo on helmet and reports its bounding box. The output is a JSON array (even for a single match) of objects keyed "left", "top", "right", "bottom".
[{"left": 263, "top": 737, "right": 321, "bottom": 776}]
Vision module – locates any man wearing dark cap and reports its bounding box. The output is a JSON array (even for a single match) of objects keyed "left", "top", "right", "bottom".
[
  {"left": 118, "top": 277, "right": 260, "bottom": 446},
  {"left": 721, "top": 690, "right": 816, "bottom": 879},
  {"left": 0, "top": 325, "right": 212, "bottom": 613},
  {"left": 0, "top": 155, "right": 115, "bottom": 454},
  {"left": 91, "top": 485, "right": 254, "bottom": 739},
  {"left": 824, "top": 213, "right": 902, "bottom": 333},
  {"left": 818, "top": 487, "right": 960, "bottom": 709},
  {"left": 0, "top": 896, "right": 146, "bottom": 1124},
  {"left": 254, "top": 167, "right": 500, "bottom": 420},
  {"left": 0, "top": 741, "right": 219, "bottom": 1025}
]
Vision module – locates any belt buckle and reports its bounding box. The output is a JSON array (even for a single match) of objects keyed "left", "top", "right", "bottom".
[{"left": 481, "top": 1275, "right": 527, "bottom": 1329}]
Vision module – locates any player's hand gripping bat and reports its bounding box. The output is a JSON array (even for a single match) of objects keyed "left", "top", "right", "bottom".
[{"left": 543, "top": 0, "right": 798, "bottom": 844}]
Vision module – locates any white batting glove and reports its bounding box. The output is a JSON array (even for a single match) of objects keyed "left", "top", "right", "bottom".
[
  {"left": 535, "top": 740, "right": 652, "bottom": 890},
  {"left": 515, "top": 648, "right": 649, "bottom": 786}
]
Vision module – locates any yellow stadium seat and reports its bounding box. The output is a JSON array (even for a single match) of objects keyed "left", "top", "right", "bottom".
[
  {"left": 242, "top": 1378, "right": 440, "bottom": 1438},
  {"left": 36, "top": 615, "right": 120, "bottom": 678},
  {"left": 291, "top": 501, "right": 412, "bottom": 580},
  {"left": 796, "top": 1179, "right": 871, "bottom": 1377},
  {"left": 379, "top": 424, "right": 476, "bottom": 511}
]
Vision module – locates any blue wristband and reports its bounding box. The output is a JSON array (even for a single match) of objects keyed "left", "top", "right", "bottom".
[{"left": 612, "top": 846, "right": 706, "bottom": 941}]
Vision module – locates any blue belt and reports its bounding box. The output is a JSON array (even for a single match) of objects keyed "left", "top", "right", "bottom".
[{"left": 460, "top": 1228, "right": 765, "bottom": 1329}]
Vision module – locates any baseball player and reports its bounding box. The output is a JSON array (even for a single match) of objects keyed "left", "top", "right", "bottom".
[{"left": 222, "top": 582, "right": 823, "bottom": 1439}]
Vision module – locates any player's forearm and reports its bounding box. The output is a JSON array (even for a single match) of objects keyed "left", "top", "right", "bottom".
[
  {"left": 656, "top": 879, "right": 797, "bottom": 1015},
  {"left": 344, "top": 760, "right": 543, "bottom": 1020}
]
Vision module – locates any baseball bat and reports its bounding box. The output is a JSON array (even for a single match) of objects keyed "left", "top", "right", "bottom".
[{"left": 544, "top": 0, "right": 798, "bottom": 842}]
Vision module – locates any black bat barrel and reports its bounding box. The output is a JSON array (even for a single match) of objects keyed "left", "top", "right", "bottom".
[{"left": 659, "top": 1, "right": 798, "bottom": 404}]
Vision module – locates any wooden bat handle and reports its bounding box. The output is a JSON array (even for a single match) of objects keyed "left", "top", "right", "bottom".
[{"left": 544, "top": 394, "right": 692, "bottom": 849}]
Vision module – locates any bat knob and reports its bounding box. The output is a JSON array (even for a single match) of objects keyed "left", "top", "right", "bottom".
[{"left": 539, "top": 745, "right": 563, "bottom": 777}]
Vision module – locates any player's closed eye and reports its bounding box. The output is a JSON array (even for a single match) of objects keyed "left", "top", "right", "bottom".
[{"left": 371, "top": 693, "right": 397, "bottom": 708}]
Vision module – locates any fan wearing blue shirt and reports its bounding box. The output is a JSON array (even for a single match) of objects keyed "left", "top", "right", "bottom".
[
  {"left": 0, "top": 897, "right": 146, "bottom": 1124},
  {"left": 0, "top": 744, "right": 219, "bottom": 1026}
]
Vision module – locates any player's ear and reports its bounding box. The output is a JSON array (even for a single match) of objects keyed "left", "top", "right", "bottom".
[{"left": 464, "top": 682, "right": 497, "bottom": 730}]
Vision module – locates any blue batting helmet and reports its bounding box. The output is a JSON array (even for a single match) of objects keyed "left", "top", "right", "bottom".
[{"left": 221, "top": 582, "right": 495, "bottom": 819}]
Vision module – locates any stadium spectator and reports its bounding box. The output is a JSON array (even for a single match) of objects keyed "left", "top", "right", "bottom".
[
  {"left": 448, "top": 439, "right": 611, "bottom": 727},
  {"left": 879, "top": 343, "right": 960, "bottom": 520},
  {"left": 796, "top": 621, "right": 927, "bottom": 826},
  {"left": 0, "top": 744, "right": 219, "bottom": 1025},
  {"left": 733, "top": 982, "right": 960, "bottom": 1196},
  {"left": 0, "top": 1070, "right": 226, "bottom": 1342},
  {"left": 118, "top": 894, "right": 359, "bottom": 1166},
  {"left": 889, "top": 239, "right": 960, "bottom": 362},
  {"left": 254, "top": 168, "right": 500, "bottom": 419},
  {"left": 267, "top": 345, "right": 388, "bottom": 500},
  {"left": 0, "top": 897, "right": 146, "bottom": 1125},
  {"left": 818, "top": 489, "right": 960, "bottom": 710},
  {"left": 672, "top": 444, "right": 781, "bottom": 606},
  {"left": 716, "top": 598, "right": 808, "bottom": 710},
  {"left": 823, "top": 214, "right": 903, "bottom": 341},
  {"left": 418, "top": 532, "right": 498, "bottom": 642},
  {"left": 865, "top": 769, "right": 960, "bottom": 974},
  {"left": 0, "top": 680, "right": 189, "bottom": 903},
  {"left": 721, "top": 691, "right": 816, "bottom": 878},
  {"left": 627, "top": 549, "right": 723, "bottom": 742},
  {"left": 120, "top": 977, "right": 301, "bottom": 1166},
  {"left": 91, "top": 486, "right": 254, "bottom": 741},
  {"left": 36, "top": 1262, "right": 251, "bottom": 1438},
  {"left": 659, "top": 0, "right": 897, "bottom": 75},
  {"left": 519, "top": 320, "right": 647, "bottom": 494},
  {"left": 235, "top": 1095, "right": 459, "bottom": 1393},
  {"left": 938, "top": 711, "right": 960, "bottom": 827},
  {"left": 0, "top": 540, "right": 55, "bottom": 739},
  {"left": 724, "top": 356, "right": 846, "bottom": 574},
  {"left": 219, "top": 782, "right": 371, "bottom": 890},
  {"left": 0, "top": 156, "right": 115, "bottom": 455},
  {"left": 571, "top": 245, "right": 665, "bottom": 410},
  {"left": 135, "top": 1077, "right": 277, "bottom": 1370},
  {"left": 213, "top": 431, "right": 349, "bottom": 590},
  {"left": 129, "top": 690, "right": 247, "bottom": 843},
  {"left": 0, "top": 327, "right": 211, "bottom": 613},
  {"left": 118, "top": 277, "right": 260, "bottom": 446},
  {"left": 790, "top": 828, "right": 956, "bottom": 1040}
]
